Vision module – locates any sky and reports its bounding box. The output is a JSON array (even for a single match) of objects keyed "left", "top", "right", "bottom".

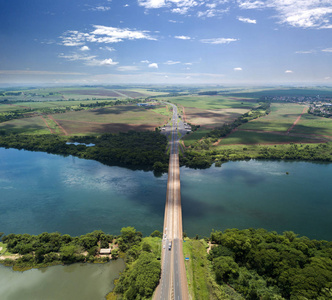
[{"left": 0, "top": 0, "right": 332, "bottom": 86}]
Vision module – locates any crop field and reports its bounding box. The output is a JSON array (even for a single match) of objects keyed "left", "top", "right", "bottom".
[
  {"left": 238, "top": 103, "right": 306, "bottom": 132},
  {"left": 217, "top": 130, "right": 321, "bottom": 145},
  {"left": 51, "top": 105, "right": 168, "bottom": 135},
  {"left": 291, "top": 114, "right": 332, "bottom": 138},
  {"left": 0, "top": 116, "right": 51, "bottom": 135},
  {"left": 184, "top": 107, "right": 249, "bottom": 127},
  {"left": 0, "top": 87, "right": 163, "bottom": 102},
  {"left": 164, "top": 95, "right": 257, "bottom": 110}
]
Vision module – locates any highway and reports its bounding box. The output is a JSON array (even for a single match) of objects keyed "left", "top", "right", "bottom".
[{"left": 154, "top": 103, "right": 189, "bottom": 300}]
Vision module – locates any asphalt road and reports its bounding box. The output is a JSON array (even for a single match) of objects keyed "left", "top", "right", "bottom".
[{"left": 154, "top": 103, "right": 189, "bottom": 300}]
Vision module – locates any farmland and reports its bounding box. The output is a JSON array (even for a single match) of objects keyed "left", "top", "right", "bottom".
[{"left": 0, "top": 104, "right": 169, "bottom": 135}]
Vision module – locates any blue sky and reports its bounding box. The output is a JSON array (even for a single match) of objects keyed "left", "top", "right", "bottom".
[{"left": 0, "top": 0, "right": 332, "bottom": 86}]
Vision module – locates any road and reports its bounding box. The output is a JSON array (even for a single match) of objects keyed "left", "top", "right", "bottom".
[{"left": 154, "top": 103, "right": 189, "bottom": 300}]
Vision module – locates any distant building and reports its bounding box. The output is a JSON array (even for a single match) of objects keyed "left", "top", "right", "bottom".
[{"left": 100, "top": 248, "right": 111, "bottom": 254}]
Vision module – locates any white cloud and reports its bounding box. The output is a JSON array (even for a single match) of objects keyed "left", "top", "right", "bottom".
[
  {"left": 237, "top": 16, "right": 257, "bottom": 24},
  {"left": 60, "top": 26, "right": 156, "bottom": 47},
  {"left": 117, "top": 66, "right": 140, "bottom": 71},
  {"left": 234, "top": 67, "right": 243, "bottom": 71},
  {"left": 139, "top": 0, "right": 201, "bottom": 15},
  {"left": 148, "top": 63, "right": 159, "bottom": 68},
  {"left": 100, "top": 46, "right": 116, "bottom": 52},
  {"left": 197, "top": 7, "right": 229, "bottom": 18},
  {"left": 164, "top": 60, "right": 181, "bottom": 65},
  {"left": 60, "top": 31, "right": 86, "bottom": 46},
  {"left": 59, "top": 53, "right": 118, "bottom": 66},
  {"left": 141, "top": 60, "right": 150, "bottom": 63},
  {"left": 175, "top": 35, "right": 192, "bottom": 40},
  {"left": 138, "top": 0, "right": 166, "bottom": 9},
  {"left": 91, "top": 58, "right": 118, "bottom": 66},
  {"left": 238, "top": 1, "right": 265, "bottom": 10},
  {"left": 200, "top": 37, "right": 238, "bottom": 44},
  {"left": 169, "top": 19, "right": 184, "bottom": 23},
  {"left": 322, "top": 48, "right": 332, "bottom": 52},
  {"left": 80, "top": 46, "right": 90, "bottom": 51},
  {"left": 237, "top": 0, "right": 332, "bottom": 29},
  {"left": 285, "top": 70, "right": 293, "bottom": 73},
  {"left": 295, "top": 50, "right": 316, "bottom": 54},
  {"left": 91, "top": 6, "right": 111, "bottom": 11}
]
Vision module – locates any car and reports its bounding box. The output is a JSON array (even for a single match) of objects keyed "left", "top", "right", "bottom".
[{"left": 168, "top": 241, "right": 172, "bottom": 250}]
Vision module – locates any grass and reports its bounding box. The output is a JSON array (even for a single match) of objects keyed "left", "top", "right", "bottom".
[
  {"left": 239, "top": 103, "right": 306, "bottom": 132},
  {"left": 183, "top": 128, "right": 211, "bottom": 146},
  {"left": 182, "top": 238, "right": 243, "bottom": 300},
  {"left": 0, "top": 242, "right": 7, "bottom": 255},
  {"left": 292, "top": 113, "right": 332, "bottom": 137},
  {"left": 164, "top": 95, "right": 257, "bottom": 110},
  {"left": 217, "top": 130, "right": 320, "bottom": 145},
  {"left": 0, "top": 116, "right": 51, "bottom": 135}
]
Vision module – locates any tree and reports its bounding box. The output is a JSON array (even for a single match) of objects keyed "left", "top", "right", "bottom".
[
  {"left": 150, "top": 230, "right": 163, "bottom": 238},
  {"left": 214, "top": 256, "right": 239, "bottom": 283}
]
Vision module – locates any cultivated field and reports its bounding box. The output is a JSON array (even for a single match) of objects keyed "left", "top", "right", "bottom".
[
  {"left": 164, "top": 95, "right": 257, "bottom": 110},
  {"left": 0, "top": 116, "right": 51, "bottom": 135},
  {"left": 291, "top": 114, "right": 332, "bottom": 138},
  {"left": 184, "top": 107, "right": 249, "bottom": 127},
  {"left": 238, "top": 103, "right": 306, "bottom": 132},
  {"left": 52, "top": 105, "right": 169, "bottom": 135},
  {"left": 217, "top": 130, "right": 323, "bottom": 146}
]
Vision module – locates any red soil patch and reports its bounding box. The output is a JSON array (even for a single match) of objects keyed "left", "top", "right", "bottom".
[
  {"left": 40, "top": 116, "right": 54, "bottom": 134},
  {"left": 287, "top": 106, "right": 308, "bottom": 134},
  {"left": 48, "top": 115, "right": 68, "bottom": 136}
]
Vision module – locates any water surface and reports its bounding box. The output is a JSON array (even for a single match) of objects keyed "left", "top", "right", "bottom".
[
  {"left": 1, "top": 148, "right": 331, "bottom": 240},
  {"left": 0, "top": 260, "right": 125, "bottom": 300}
]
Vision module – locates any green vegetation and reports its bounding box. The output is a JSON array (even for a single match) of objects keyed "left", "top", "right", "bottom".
[
  {"left": 161, "top": 95, "right": 256, "bottom": 110},
  {"left": 209, "top": 228, "right": 332, "bottom": 299},
  {"left": 238, "top": 103, "right": 305, "bottom": 132},
  {"left": 183, "top": 238, "right": 243, "bottom": 300},
  {"left": 0, "top": 230, "right": 115, "bottom": 270},
  {"left": 0, "top": 131, "right": 169, "bottom": 172},
  {"left": 107, "top": 228, "right": 161, "bottom": 300},
  {"left": 182, "top": 142, "right": 332, "bottom": 169}
]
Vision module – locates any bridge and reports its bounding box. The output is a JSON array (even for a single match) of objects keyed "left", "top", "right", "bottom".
[{"left": 154, "top": 103, "right": 189, "bottom": 300}]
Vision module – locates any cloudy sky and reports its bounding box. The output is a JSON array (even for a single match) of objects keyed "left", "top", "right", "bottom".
[{"left": 0, "top": 0, "right": 332, "bottom": 86}]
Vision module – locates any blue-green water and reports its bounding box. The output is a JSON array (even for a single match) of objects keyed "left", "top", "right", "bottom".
[
  {"left": 0, "top": 260, "right": 125, "bottom": 300},
  {"left": 0, "top": 148, "right": 167, "bottom": 236},
  {"left": 1, "top": 148, "right": 332, "bottom": 240},
  {"left": 181, "top": 160, "right": 332, "bottom": 240}
]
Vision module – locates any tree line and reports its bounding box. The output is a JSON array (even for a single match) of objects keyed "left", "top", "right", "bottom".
[
  {"left": 0, "top": 131, "right": 169, "bottom": 173},
  {"left": 209, "top": 228, "right": 332, "bottom": 299}
]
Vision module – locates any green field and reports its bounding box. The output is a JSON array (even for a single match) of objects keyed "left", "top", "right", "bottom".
[
  {"left": 163, "top": 95, "right": 257, "bottom": 110},
  {"left": 238, "top": 103, "right": 306, "bottom": 132},
  {"left": 0, "top": 116, "right": 51, "bottom": 135},
  {"left": 292, "top": 113, "right": 332, "bottom": 137},
  {"left": 183, "top": 128, "right": 211, "bottom": 146},
  {"left": 217, "top": 130, "right": 320, "bottom": 145}
]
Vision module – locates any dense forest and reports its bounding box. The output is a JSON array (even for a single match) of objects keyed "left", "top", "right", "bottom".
[
  {"left": 0, "top": 131, "right": 169, "bottom": 173},
  {"left": 210, "top": 228, "right": 332, "bottom": 299}
]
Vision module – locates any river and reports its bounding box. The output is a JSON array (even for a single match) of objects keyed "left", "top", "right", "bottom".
[
  {"left": 1, "top": 148, "right": 331, "bottom": 299},
  {"left": 1, "top": 148, "right": 331, "bottom": 240}
]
